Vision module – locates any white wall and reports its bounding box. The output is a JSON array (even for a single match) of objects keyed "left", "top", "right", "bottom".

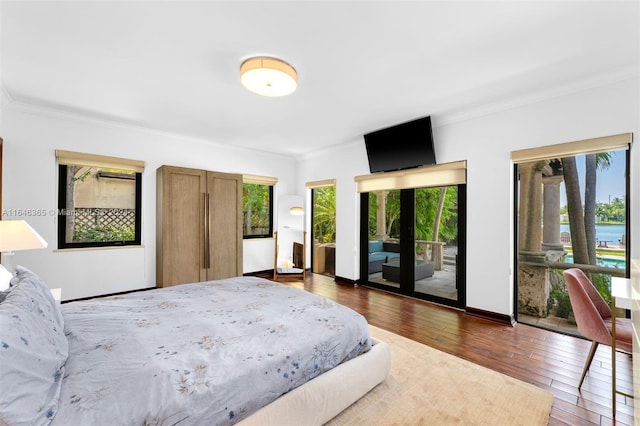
[
  {"left": 2, "top": 104, "right": 297, "bottom": 300},
  {"left": 3, "top": 77, "right": 637, "bottom": 313},
  {"left": 300, "top": 77, "right": 640, "bottom": 316}
]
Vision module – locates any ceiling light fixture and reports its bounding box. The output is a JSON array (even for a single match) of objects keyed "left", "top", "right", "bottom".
[
  {"left": 290, "top": 206, "right": 304, "bottom": 216},
  {"left": 240, "top": 56, "right": 297, "bottom": 97}
]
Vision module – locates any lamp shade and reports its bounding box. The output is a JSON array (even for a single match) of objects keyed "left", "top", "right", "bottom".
[
  {"left": 0, "top": 220, "right": 48, "bottom": 252},
  {"left": 240, "top": 56, "right": 297, "bottom": 97}
]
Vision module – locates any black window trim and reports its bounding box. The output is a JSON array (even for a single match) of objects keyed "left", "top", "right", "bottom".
[
  {"left": 57, "top": 164, "right": 142, "bottom": 249},
  {"left": 243, "top": 184, "right": 274, "bottom": 239}
]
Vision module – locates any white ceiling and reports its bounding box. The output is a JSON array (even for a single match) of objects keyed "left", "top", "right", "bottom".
[{"left": 2, "top": 1, "right": 638, "bottom": 158}]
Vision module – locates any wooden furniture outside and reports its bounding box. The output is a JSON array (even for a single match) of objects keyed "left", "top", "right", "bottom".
[
  {"left": 382, "top": 259, "right": 434, "bottom": 283},
  {"left": 156, "top": 165, "right": 242, "bottom": 287}
]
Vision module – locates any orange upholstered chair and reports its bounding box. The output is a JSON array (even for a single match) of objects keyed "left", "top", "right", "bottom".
[{"left": 563, "top": 268, "right": 633, "bottom": 388}]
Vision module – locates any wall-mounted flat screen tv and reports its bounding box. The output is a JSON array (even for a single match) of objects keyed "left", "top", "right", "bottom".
[{"left": 364, "top": 116, "right": 436, "bottom": 173}]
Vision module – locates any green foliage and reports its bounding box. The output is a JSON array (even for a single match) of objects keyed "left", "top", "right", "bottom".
[
  {"left": 368, "top": 186, "right": 458, "bottom": 243},
  {"left": 74, "top": 224, "right": 135, "bottom": 242},
  {"left": 549, "top": 271, "right": 572, "bottom": 319},
  {"left": 243, "top": 183, "right": 271, "bottom": 233},
  {"left": 415, "top": 187, "right": 458, "bottom": 242},
  {"left": 591, "top": 273, "right": 611, "bottom": 305},
  {"left": 551, "top": 270, "right": 612, "bottom": 319},
  {"left": 313, "top": 186, "right": 336, "bottom": 243},
  {"left": 594, "top": 197, "right": 625, "bottom": 222},
  {"left": 383, "top": 190, "right": 400, "bottom": 238}
]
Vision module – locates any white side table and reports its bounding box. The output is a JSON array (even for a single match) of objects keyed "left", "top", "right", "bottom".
[{"left": 611, "top": 277, "right": 634, "bottom": 417}]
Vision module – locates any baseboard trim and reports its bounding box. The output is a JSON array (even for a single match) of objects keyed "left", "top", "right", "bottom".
[{"left": 465, "top": 307, "right": 515, "bottom": 326}]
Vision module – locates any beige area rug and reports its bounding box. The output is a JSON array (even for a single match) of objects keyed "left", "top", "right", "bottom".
[{"left": 327, "top": 325, "right": 554, "bottom": 426}]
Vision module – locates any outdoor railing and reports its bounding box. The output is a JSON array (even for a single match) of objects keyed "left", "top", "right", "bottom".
[
  {"left": 519, "top": 254, "right": 626, "bottom": 277},
  {"left": 545, "top": 261, "right": 626, "bottom": 277}
]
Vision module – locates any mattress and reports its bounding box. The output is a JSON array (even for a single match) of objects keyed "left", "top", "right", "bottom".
[{"left": 53, "top": 276, "right": 373, "bottom": 425}]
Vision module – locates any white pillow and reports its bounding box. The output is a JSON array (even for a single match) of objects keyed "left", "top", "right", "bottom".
[
  {"left": 0, "top": 264, "right": 13, "bottom": 291},
  {"left": 0, "top": 265, "right": 68, "bottom": 425}
]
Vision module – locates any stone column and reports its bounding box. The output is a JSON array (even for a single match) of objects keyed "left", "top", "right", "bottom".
[
  {"left": 374, "top": 191, "right": 388, "bottom": 240},
  {"left": 517, "top": 161, "right": 549, "bottom": 317},
  {"left": 541, "top": 175, "right": 564, "bottom": 252},
  {"left": 518, "top": 162, "right": 543, "bottom": 251}
]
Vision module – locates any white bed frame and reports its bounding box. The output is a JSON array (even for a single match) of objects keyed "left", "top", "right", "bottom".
[{"left": 238, "top": 338, "right": 391, "bottom": 425}]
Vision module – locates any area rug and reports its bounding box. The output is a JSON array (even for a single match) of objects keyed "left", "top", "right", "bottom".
[{"left": 327, "top": 325, "right": 554, "bottom": 426}]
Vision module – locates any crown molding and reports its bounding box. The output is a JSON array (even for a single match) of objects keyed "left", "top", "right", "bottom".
[
  {"left": 437, "top": 65, "right": 638, "bottom": 127},
  {"left": 300, "top": 65, "right": 638, "bottom": 161},
  {"left": 1, "top": 89, "right": 298, "bottom": 161}
]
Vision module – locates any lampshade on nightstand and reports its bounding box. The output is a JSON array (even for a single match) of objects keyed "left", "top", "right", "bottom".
[
  {"left": 0, "top": 220, "right": 48, "bottom": 273},
  {"left": 0, "top": 220, "right": 48, "bottom": 253}
]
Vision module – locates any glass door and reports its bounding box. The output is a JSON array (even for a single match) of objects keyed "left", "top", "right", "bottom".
[
  {"left": 364, "top": 189, "right": 410, "bottom": 291},
  {"left": 361, "top": 185, "right": 465, "bottom": 308},
  {"left": 412, "top": 186, "right": 462, "bottom": 303},
  {"left": 311, "top": 185, "right": 336, "bottom": 277}
]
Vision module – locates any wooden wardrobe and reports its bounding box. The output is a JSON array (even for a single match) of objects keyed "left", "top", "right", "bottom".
[{"left": 156, "top": 165, "right": 243, "bottom": 287}]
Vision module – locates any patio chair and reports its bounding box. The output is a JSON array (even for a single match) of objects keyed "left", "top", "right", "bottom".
[{"left": 562, "top": 268, "right": 632, "bottom": 389}]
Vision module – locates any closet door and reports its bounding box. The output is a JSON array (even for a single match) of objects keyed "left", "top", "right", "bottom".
[
  {"left": 206, "top": 171, "right": 243, "bottom": 280},
  {"left": 157, "top": 166, "right": 207, "bottom": 287}
]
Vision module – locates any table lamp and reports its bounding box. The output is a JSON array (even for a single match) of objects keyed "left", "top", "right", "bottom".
[{"left": 0, "top": 220, "right": 48, "bottom": 273}]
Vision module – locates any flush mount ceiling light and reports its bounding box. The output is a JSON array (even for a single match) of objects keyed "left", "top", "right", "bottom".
[
  {"left": 240, "top": 56, "right": 297, "bottom": 97},
  {"left": 290, "top": 206, "right": 304, "bottom": 216}
]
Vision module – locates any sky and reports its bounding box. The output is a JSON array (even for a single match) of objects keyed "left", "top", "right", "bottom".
[{"left": 558, "top": 149, "right": 626, "bottom": 207}]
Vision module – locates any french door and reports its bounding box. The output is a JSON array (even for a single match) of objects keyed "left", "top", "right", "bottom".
[
  {"left": 360, "top": 184, "right": 466, "bottom": 309},
  {"left": 311, "top": 185, "right": 336, "bottom": 278}
]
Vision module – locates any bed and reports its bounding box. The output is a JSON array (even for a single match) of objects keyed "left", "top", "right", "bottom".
[{"left": 0, "top": 266, "right": 391, "bottom": 425}]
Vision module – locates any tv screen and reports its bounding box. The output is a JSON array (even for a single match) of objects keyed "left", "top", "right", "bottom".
[{"left": 364, "top": 116, "right": 436, "bottom": 173}]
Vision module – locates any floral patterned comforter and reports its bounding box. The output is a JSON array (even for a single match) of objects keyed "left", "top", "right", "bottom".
[{"left": 53, "top": 276, "right": 371, "bottom": 425}]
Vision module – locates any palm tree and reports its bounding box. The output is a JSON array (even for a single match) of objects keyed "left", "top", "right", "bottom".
[
  {"left": 584, "top": 152, "right": 613, "bottom": 265},
  {"left": 584, "top": 154, "right": 597, "bottom": 264},
  {"left": 562, "top": 157, "right": 589, "bottom": 265}
]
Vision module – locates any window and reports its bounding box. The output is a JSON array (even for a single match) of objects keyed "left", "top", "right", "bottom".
[
  {"left": 512, "top": 133, "right": 631, "bottom": 336},
  {"left": 56, "top": 150, "right": 143, "bottom": 249},
  {"left": 243, "top": 175, "right": 277, "bottom": 239}
]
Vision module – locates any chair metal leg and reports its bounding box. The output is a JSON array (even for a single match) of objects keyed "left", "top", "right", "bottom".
[{"left": 578, "top": 341, "right": 599, "bottom": 388}]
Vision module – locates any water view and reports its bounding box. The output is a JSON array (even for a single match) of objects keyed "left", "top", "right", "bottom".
[
  {"left": 564, "top": 254, "right": 626, "bottom": 269},
  {"left": 560, "top": 223, "right": 626, "bottom": 269},
  {"left": 559, "top": 223, "right": 625, "bottom": 246}
]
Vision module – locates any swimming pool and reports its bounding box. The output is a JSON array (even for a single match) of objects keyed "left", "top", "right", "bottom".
[{"left": 564, "top": 254, "right": 626, "bottom": 269}]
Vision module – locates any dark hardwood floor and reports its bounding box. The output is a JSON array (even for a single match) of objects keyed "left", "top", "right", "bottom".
[{"left": 270, "top": 273, "right": 634, "bottom": 425}]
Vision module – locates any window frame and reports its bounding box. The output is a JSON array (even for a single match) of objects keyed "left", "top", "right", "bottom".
[
  {"left": 56, "top": 151, "right": 144, "bottom": 249},
  {"left": 242, "top": 176, "right": 276, "bottom": 239},
  {"left": 512, "top": 135, "right": 631, "bottom": 332},
  {"left": 242, "top": 183, "right": 274, "bottom": 239}
]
